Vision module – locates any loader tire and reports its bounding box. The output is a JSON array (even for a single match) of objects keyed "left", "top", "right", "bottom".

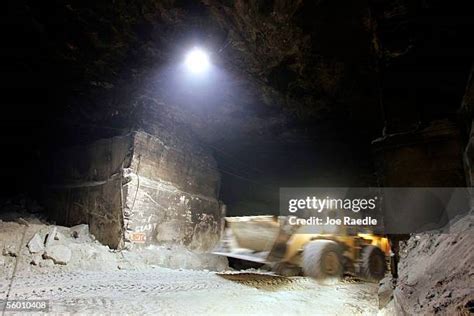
[
  {"left": 360, "top": 245, "right": 386, "bottom": 282},
  {"left": 302, "top": 240, "right": 343, "bottom": 281}
]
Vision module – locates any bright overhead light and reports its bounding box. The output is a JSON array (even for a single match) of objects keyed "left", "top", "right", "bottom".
[{"left": 184, "top": 48, "right": 210, "bottom": 74}]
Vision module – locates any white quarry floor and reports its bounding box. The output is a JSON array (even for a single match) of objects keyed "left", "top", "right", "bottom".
[
  {"left": 2, "top": 268, "right": 379, "bottom": 315},
  {"left": 0, "top": 214, "right": 380, "bottom": 315}
]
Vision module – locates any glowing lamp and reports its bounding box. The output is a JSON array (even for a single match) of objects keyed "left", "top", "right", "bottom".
[{"left": 184, "top": 48, "right": 210, "bottom": 74}]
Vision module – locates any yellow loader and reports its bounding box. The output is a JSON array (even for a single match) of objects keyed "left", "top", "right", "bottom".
[{"left": 213, "top": 216, "right": 390, "bottom": 282}]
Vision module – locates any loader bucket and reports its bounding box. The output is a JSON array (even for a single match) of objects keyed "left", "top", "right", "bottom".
[{"left": 212, "top": 216, "right": 292, "bottom": 264}]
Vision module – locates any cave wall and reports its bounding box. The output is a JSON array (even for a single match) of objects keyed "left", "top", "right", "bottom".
[
  {"left": 461, "top": 67, "right": 474, "bottom": 214},
  {"left": 462, "top": 67, "right": 474, "bottom": 189},
  {"left": 122, "top": 131, "right": 222, "bottom": 251},
  {"left": 43, "top": 134, "right": 134, "bottom": 248},
  {"left": 43, "top": 130, "right": 223, "bottom": 251},
  {"left": 466, "top": 124, "right": 474, "bottom": 189},
  {"left": 373, "top": 120, "right": 466, "bottom": 187},
  {"left": 369, "top": 0, "right": 473, "bottom": 134}
]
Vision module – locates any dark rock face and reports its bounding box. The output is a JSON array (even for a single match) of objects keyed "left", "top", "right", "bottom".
[
  {"left": 43, "top": 134, "right": 133, "bottom": 248},
  {"left": 373, "top": 120, "right": 466, "bottom": 187},
  {"left": 394, "top": 217, "right": 474, "bottom": 315},
  {"left": 123, "top": 131, "right": 222, "bottom": 251},
  {"left": 369, "top": 0, "right": 473, "bottom": 133},
  {"left": 206, "top": 0, "right": 379, "bottom": 119},
  {"left": 44, "top": 131, "right": 222, "bottom": 250},
  {"left": 462, "top": 67, "right": 474, "bottom": 189}
]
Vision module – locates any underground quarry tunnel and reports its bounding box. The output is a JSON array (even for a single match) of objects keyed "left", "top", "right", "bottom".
[{"left": 1, "top": 0, "right": 473, "bottom": 315}]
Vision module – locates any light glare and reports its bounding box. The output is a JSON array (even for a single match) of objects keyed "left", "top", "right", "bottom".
[{"left": 185, "top": 48, "right": 210, "bottom": 74}]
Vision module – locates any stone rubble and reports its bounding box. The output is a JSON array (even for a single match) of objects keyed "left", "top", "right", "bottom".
[
  {"left": 43, "top": 245, "right": 72, "bottom": 265},
  {"left": 27, "top": 233, "right": 45, "bottom": 254},
  {"left": 45, "top": 226, "right": 58, "bottom": 247},
  {"left": 30, "top": 254, "right": 42, "bottom": 266},
  {"left": 0, "top": 215, "right": 228, "bottom": 276},
  {"left": 70, "top": 224, "right": 90, "bottom": 239}
]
